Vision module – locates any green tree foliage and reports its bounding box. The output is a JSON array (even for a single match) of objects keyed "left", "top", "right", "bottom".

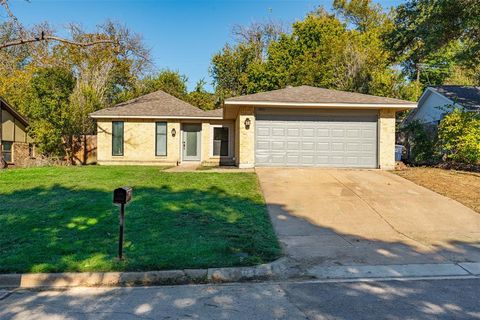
[
  {"left": 23, "top": 67, "right": 76, "bottom": 157},
  {"left": 400, "top": 120, "right": 437, "bottom": 165},
  {"left": 115, "top": 69, "right": 188, "bottom": 103},
  {"left": 438, "top": 109, "right": 480, "bottom": 164},
  {"left": 210, "top": 43, "right": 260, "bottom": 98},
  {"left": 118, "top": 71, "right": 218, "bottom": 110},
  {"left": 210, "top": 21, "right": 284, "bottom": 98},
  {"left": 211, "top": 1, "right": 418, "bottom": 101},
  {"left": 388, "top": 0, "right": 480, "bottom": 84},
  {"left": 186, "top": 79, "right": 217, "bottom": 110},
  {"left": 0, "top": 21, "right": 151, "bottom": 162}
]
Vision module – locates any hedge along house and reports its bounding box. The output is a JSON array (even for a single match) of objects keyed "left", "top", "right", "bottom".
[
  {"left": 0, "top": 97, "right": 34, "bottom": 167},
  {"left": 90, "top": 86, "right": 416, "bottom": 169}
]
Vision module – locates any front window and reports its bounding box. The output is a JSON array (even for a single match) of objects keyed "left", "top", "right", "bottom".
[
  {"left": 155, "top": 122, "right": 167, "bottom": 156},
  {"left": 213, "top": 127, "right": 229, "bottom": 156},
  {"left": 112, "top": 121, "right": 124, "bottom": 156},
  {"left": 2, "top": 141, "right": 13, "bottom": 163}
]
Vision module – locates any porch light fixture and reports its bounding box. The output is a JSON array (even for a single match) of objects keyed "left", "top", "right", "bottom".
[
  {"left": 171, "top": 128, "right": 176, "bottom": 137},
  {"left": 244, "top": 117, "right": 251, "bottom": 130}
]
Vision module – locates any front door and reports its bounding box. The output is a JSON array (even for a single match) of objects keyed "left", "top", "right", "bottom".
[{"left": 182, "top": 124, "right": 201, "bottom": 161}]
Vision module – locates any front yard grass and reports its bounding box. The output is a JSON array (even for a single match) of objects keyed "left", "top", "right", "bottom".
[
  {"left": 0, "top": 166, "right": 280, "bottom": 273},
  {"left": 393, "top": 167, "right": 480, "bottom": 213}
]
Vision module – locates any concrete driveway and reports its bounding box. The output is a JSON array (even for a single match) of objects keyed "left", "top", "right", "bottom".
[{"left": 256, "top": 168, "right": 480, "bottom": 267}]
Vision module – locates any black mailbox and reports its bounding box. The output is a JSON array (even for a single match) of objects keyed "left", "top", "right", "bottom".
[{"left": 113, "top": 187, "right": 132, "bottom": 204}]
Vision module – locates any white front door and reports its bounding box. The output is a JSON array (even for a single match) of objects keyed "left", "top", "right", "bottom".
[{"left": 182, "top": 124, "right": 201, "bottom": 161}]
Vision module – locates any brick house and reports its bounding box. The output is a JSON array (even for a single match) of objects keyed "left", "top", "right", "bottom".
[
  {"left": 90, "top": 86, "right": 416, "bottom": 169},
  {"left": 0, "top": 97, "right": 35, "bottom": 168}
]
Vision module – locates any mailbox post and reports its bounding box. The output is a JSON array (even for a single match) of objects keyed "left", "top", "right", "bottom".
[{"left": 113, "top": 187, "right": 132, "bottom": 260}]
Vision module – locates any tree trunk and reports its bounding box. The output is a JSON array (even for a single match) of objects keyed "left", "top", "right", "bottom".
[{"left": 0, "top": 101, "right": 5, "bottom": 169}]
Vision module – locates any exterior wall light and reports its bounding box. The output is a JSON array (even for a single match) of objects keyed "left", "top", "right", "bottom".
[
  {"left": 244, "top": 118, "right": 251, "bottom": 130},
  {"left": 171, "top": 128, "right": 176, "bottom": 137}
]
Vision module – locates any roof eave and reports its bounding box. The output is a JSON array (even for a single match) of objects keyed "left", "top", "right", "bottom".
[
  {"left": 89, "top": 114, "right": 223, "bottom": 120},
  {"left": 224, "top": 100, "right": 417, "bottom": 110}
]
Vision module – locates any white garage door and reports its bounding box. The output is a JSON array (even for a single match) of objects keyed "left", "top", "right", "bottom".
[{"left": 255, "top": 109, "right": 378, "bottom": 168}]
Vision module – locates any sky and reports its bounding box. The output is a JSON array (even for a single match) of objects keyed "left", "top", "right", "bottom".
[{"left": 7, "top": 0, "right": 405, "bottom": 91}]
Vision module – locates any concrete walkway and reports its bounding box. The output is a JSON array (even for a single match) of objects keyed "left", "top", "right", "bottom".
[
  {"left": 256, "top": 168, "right": 480, "bottom": 270},
  {"left": 2, "top": 278, "right": 480, "bottom": 319},
  {"left": 165, "top": 163, "right": 254, "bottom": 173}
]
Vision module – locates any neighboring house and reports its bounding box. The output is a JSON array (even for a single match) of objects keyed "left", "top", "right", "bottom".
[
  {"left": 0, "top": 97, "right": 34, "bottom": 167},
  {"left": 89, "top": 85, "right": 416, "bottom": 169},
  {"left": 404, "top": 85, "right": 480, "bottom": 125}
]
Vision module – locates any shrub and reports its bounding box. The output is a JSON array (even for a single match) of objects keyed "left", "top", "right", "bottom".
[
  {"left": 438, "top": 109, "right": 480, "bottom": 164},
  {"left": 400, "top": 120, "right": 438, "bottom": 165}
]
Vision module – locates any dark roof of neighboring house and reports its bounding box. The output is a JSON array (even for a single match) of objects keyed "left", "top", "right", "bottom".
[
  {"left": 0, "top": 97, "right": 29, "bottom": 126},
  {"left": 225, "top": 85, "right": 416, "bottom": 107},
  {"left": 429, "top": 86, "right": 480, "bottom": 110},
  {"left": 90, "top": 90, "right": 222, "bottom": 119}
]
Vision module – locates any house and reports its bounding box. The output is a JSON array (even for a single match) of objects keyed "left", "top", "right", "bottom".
[
  {"left": 89, "top": 85, "right": 416, "bottom": 169},
  {"left": 0, "top": 97, "right": 34, "bottom": 167},
  {"left": 404, "top": 85, "right": 480, "bottom": 125}
]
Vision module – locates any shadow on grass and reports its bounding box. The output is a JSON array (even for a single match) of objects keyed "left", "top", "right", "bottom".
[{"left": 0, "top": 184, "right": 280, "bottom": 274}]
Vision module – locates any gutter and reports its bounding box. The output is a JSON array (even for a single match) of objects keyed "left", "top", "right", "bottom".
[
  {"left": 89, "top": 115, "right": 223, "bottom": 120},
  {"left": 224, "top": 100, "right": 417, "bottom": 109}
]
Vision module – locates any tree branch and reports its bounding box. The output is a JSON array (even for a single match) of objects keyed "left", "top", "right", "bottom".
[
  {"left": 0, "top": 34, "right": 116, "bottom": 50},
  {"left": 0, "top": 0, "right": 25, "bottom": 35},
  {"left": 1, "top": 0, "right": 117, "bottom": 50}
]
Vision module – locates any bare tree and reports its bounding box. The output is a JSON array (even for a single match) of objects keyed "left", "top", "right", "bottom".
[
  {"left": 0, "top": 0, "right": 116, "bottom": 49},
  {"left": 231, "top": 20, "right": 285, "bottom": 60}
]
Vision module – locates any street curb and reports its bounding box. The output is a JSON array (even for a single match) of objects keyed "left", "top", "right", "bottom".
[{"left": 0, "top": 257, "right": 298, "bottom": 288}]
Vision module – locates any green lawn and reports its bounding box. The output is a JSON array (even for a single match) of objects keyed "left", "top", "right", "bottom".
[{"left": 0, "top": 166, "right": 280, "bottom": 273}]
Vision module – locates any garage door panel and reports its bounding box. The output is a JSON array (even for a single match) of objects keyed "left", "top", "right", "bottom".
[
  {"left": 316, "top": 155, "right": 329, "bottom": 164},
  {"left": 287, "top": 141, "right": 300, "bottom": 150},
  {"left": 301, "top": 155, "right": 315, "bottom": 164},
  {"left": 362, "top": 128, "right": 376, "bottom": 138},
  {"left": 331, "top": 129, "right": 345, "bottom": 137},
  {"left": 272, "top": 128, "right": 285, "bottom": 136},
  {"left": 301, "top": 128, "right": 315, "bottom": 137},
  {"left": 317, "top": 142, "right": 329, "bottom": 151},
  {"left": 257, "top": 141, "right": 270, "bottom": 151},
  {"left": 317, "top": 128, "right": 329, "bottom": 137},
  {"left": 257, "top": 127, "right": 270, "bottom": 136},
  {"left": 255, "top": 109, "right": 378, "bottom": 168},
  {"left": 346, "top": 129, "right": 361, "bottom": 138},
  {"left": 286, "top": 154, "right": 299, "bottom": 164},
  {"left": 287, "top": 128, "right": 300, "bottom": 137},
  {"left": 271, "top": 141, "right": 285, "bottom": 150}
]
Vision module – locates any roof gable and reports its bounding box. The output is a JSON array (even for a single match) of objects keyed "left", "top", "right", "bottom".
[
  {"left": 0, "top": 97, "right": 29, "bottom": 126},
  {"left": 90, "top": 90, "right": 222, "bottom": 119},
  {"left": 225, "top": 85, "right": 416, "bottom": 107},
  {"left": 429, "top": 86, "right": 480, "bottom": 110}
]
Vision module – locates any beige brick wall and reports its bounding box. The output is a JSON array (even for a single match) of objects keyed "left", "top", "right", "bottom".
[
  {"left": 200, "top": 120, "right": 235, "bottom": 166},
  {"left": 96, "top": 119, "right": 234, "bottom": 166},
  {"left": 378, "top": 108, "right": 396, "bottom": 170},
  {"left": 236, "top": 106, "right": 255, "bottom": 168},
  {"left": 97, "top": 119, "right": 180, "bottom": 165}
]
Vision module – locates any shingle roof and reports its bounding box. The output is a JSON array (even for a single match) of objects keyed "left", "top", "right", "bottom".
[
  {"left": 225, "top": 85, "right": 416, "bottom": 106},
  {"left": 430, "top": 86, "right": 480, "bottom": 110},
  {"left": 90, "top": 90, "right": 222, "bottom": 118}
]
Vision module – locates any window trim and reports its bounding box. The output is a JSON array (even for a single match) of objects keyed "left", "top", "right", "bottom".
[
  {"left": 210, "top": 124, "right": 233, "bottom": 158},
  {"left": 2, "top": 141, "right": 13, "bottom": 163},
  {"left": 111, "top": 121, "right": 124, "bottom": 156},
  {"left": 155, "top": 122, "right": 168, "bottom": 157}
]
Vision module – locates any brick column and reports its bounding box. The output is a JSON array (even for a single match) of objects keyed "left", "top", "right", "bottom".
[
  {"left": 236, "top": 106, "right": 255, "bottom": 168},
  {"left": 378, "top": 108, "right": 396, "bottom": 170}
]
